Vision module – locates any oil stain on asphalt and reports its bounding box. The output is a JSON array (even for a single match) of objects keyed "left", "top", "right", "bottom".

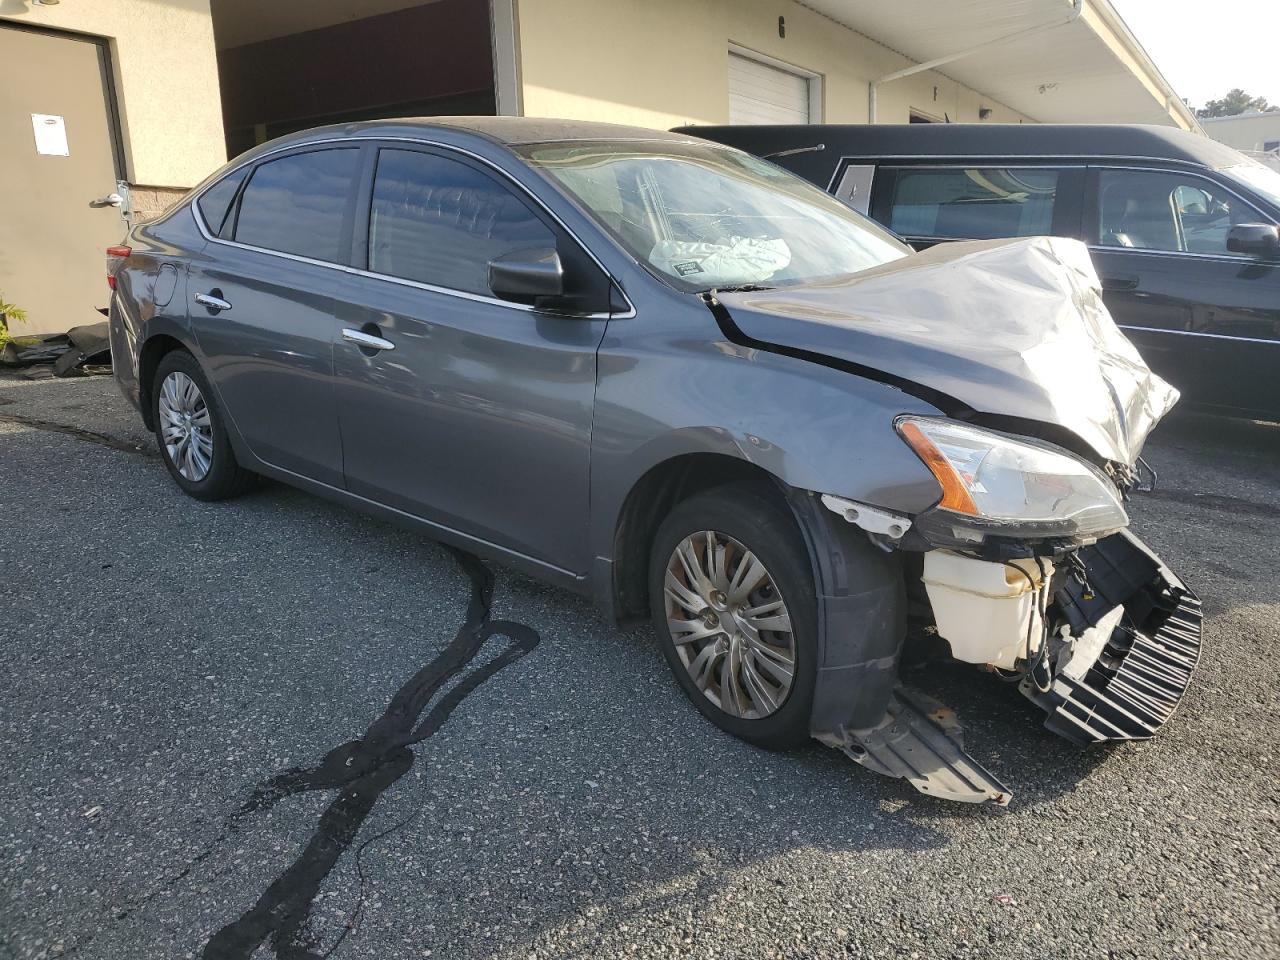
[{"left": 202, "top": 546, "right": 540, "bottom": 960}]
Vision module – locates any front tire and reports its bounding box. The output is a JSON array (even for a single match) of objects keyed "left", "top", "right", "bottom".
[
  {"left": 152, "top": 350, "right": 256, "bottom": 501},
  {"left": 648, "top": 486, "right": 817, "bottom": 748}
]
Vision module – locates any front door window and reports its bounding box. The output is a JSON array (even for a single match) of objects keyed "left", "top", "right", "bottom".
[{"left": 1095, "top": 169, "right": 1263, "bottom": 256}]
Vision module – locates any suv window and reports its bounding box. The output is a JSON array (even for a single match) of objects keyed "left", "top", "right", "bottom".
[
  {"left": 197, "top": 166, "right": 247, "bottom": 238},
  {"left": 234, "top": 149, "right": 359, "bottom": 262},
  {"left": 1096, "top": 169, "right": 1264, "bottom": 256},
  {"left": 885, "top": 167, "right": 1060, "bottom": 240},
  {"left": 368, "top": 148, "right": 556, "bottom": 296}
]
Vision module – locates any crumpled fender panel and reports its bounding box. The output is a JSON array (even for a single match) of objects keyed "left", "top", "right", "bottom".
[{"left": 1022, "top": 530, "right": 1202, "bottom": 745}]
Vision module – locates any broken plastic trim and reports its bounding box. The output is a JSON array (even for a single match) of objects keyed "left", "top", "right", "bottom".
[
  {"left": 816, "top": 688, "right": 1011, "bottom": 806},
  {"left": 820, "top": 493, "right": 911, "bottom": 540}
]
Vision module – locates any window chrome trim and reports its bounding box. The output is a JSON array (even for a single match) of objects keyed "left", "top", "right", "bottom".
[
  {"left": 823, "top": 155, "right": 1214, "bottom": 193},
  {"left": 1088, "top": 244, "right": 1278, "bottom": 264},
  {"left": 1118, "top": 325, "right": 1279, "bottom": 346},
  {"left": 190, "top": 135, "right": 636, "bottom": 320}
]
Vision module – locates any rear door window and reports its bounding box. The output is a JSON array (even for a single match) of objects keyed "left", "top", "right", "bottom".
[
  {"left": 233, "top": 149, "right": 360, "bottom": 262},
  {"left": 367, "top": 148, "right": 556, "bottom": 296},
  {"left": 1095, "top": 168, "right": 1266, "bottom": 256},
  {"left": 884, "top": 167, "right": 1061, "bottom": 240}
]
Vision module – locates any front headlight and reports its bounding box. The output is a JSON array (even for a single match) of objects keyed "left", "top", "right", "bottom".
[{"left": 896, "top": 417, "right": 1128, "bottom": 541}]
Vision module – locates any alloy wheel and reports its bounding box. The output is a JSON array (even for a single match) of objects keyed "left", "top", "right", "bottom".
[
  {"left": 158, "top": 371, "right": 214, "bottom": 482},
  {"left": 663, "top": 530, "right": 796, "bottom": 719}
]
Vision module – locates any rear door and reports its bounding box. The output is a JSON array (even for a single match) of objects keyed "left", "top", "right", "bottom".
[
  {"left": 1086, "top": 165, "right": 1280, "bottom": 417},
  {"left": 188, "top": 146, "right": 362, "bottom": 487},
  {"left": 331, "top": 144, "right": 615, "bottom": 573},
  {"left": 0, "top": 25, "right": 125, "bottom": 334},
  {"left": 866, "top": 163, "right": 1084, "bottom": 250}
]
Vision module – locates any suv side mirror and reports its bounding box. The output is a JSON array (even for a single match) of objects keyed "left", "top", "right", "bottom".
[
  {"left": 488, "top": 248, "right": 564, "bottom": 304},
  {"left": 1226, "top": 223, "right": 1280, "bottom": 258}
]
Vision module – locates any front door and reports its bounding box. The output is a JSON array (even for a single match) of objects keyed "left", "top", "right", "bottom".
[
  {"left": 1088, "top": 166, "right": 1280, "bottom": 418},
  {"left": 332, "top": 145, "right": 613, "bottom": 573},
  {"left": 0, "top": 25, "right": 125, "bottom": 334}
]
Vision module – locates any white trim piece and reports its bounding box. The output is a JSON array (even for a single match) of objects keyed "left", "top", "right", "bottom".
[
  {"left": 489, "top": 0, "right": 522, "bottom": 117},
  {"left": 1119, "top": 326, "right": 1280, "bottom": 346}
]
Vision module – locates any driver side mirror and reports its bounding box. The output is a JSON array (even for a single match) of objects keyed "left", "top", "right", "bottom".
[
  {"left": 1226, "top": 223, "right": 1280, "bottom": 258},
  {"left": 488, "top": 248, "right": 564, "bottom": 305}
]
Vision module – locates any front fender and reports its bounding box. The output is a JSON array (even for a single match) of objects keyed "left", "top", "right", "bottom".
[{"left": 589, "top": 316, "right": 946, "bottom": 574}]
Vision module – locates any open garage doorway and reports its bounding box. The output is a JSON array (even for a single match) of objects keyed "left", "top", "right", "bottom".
[{"left": 211, "top": 0, "right": 498, "bottom": 159}]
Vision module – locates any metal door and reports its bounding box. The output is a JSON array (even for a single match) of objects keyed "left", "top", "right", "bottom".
[{"left": 0, "top": 25, "right": 124, "bottom": 334}]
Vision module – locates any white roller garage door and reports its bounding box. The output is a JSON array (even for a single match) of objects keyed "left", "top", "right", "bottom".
[{"left": 728, "top": 51, "right": 811, "bottom": 125}]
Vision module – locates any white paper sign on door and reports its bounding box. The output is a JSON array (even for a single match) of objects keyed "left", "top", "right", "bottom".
[{"left": 31, "top": 114, "right": 70, "bottom": 156}]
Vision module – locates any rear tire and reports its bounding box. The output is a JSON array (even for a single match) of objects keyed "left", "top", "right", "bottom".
[
  {"left": 152, "top": 350, "right": 256, "bottom": 501},
  {"left": 648, "top": 485, "right": 817, "bottom": 749}
]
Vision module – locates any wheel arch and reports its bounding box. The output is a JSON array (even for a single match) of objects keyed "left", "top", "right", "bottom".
[
  {"left": 610, "top": 452, "right": 795, "bottom": 623},
  {"left": 137, "top": 333, "right": 194, "bottom": 431}
]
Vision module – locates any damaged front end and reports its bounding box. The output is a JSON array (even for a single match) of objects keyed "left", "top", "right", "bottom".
[
  {"left": 746, "top": 238, "right": 1204, "bottom": 806},
  {"left": 703, "top": 236, "right": 1200, "bottom": 805},
  {"left": 814, "top": 447, "right": 1201, "bottom": 807}
]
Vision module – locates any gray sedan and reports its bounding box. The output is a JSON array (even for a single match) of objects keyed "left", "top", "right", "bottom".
[{"left": 108, "top": 118, "right": 1201, "bottom": 805}]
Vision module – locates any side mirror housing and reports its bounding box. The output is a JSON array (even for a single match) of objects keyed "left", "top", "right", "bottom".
[
  {"left": 1226, "top": 223, "right": 1280, "bottom": 258},
  {"left": 488, "top": 248, "right": 564, "bottom": 305}
]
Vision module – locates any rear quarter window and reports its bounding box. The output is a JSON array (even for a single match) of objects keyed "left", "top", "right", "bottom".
[
  {"left": 196, "top": 166, "right": 247, "bottom": 238},
  {"left": 885, "top": 167, "right": 1061, "bottom": 240}
]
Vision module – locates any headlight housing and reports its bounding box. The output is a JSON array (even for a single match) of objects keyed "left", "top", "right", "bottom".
[{"left": 896, "top": 417, "right": 1128, "bottom": 542}]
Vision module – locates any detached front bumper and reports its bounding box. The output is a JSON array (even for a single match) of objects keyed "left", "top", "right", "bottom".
[{"left": 1021, "top": 530, "right": 1202, "bottom": 745}]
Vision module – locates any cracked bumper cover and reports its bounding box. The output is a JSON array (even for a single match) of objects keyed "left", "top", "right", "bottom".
[{"left": 1021, "top": 529, "right": 1202, "bottom": 745}]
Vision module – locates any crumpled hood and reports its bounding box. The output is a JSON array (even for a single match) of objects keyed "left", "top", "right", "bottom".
[{"left": 716, "top": 236, "right": 1179, "bottom": 465}]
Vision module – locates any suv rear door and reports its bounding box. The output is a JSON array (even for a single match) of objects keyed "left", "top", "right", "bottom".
[
  {"left": 864, "top": 162, "right": 1084, "bottom": 250},
  {"left": 1086, "top": 165, "right": 1280, "bottom": 418}
]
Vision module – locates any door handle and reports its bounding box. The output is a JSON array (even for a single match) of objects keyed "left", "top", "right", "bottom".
[
  {"left": 194, "top": 291, "right": 233, "bottom": 312},
  {"left": 89, "top": 192, "right": 125, "bottom": 209},
  {"left": 342, "top": 327, "right": 395, "bottom": 352},
  {"left": 1100, "top": 275, "right": 1140, "bottom": 291}
]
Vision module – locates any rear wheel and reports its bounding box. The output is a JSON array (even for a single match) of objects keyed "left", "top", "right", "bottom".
[
  {"left": 152, "top": 350, "right": 256, "bottom": 500},
  {"left": 648, "top": 486, "right": 817, "bottom": 748}
]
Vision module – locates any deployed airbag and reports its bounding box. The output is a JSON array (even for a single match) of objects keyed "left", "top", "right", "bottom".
[
  {"left": 650, "top": 236, "right": 791, "bottom": 286},
  {"left": 716, "top": 236, "right": 1179, "bottom": 465}
]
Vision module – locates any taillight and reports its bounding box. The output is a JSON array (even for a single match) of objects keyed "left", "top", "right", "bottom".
[{"left": 106, "top": 245, "right": 131, "bottom": 290}]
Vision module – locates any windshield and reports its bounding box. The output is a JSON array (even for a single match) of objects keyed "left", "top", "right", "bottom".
[
  {"left": 1222, "top": 162, "right": 1280, "bottom": 211},
  {"left": 516, "top": 139, "right": 909, "bottom": 291}
]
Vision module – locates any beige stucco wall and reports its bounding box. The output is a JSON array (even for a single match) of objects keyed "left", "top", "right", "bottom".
[
  {"left": 0, "top": 0, "right": 225, "bottom": 189},
  {"left": 516, "top": 0, "right": 1032, "bottom": 128}
]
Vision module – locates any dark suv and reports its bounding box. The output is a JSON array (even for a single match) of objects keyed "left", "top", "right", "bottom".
[{"left": 680, "top": 123, "right": 1280, "bottom": 420}]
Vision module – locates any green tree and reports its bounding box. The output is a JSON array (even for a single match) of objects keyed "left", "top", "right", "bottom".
[{"left": 1197, "top": 88, "right": 1276, "bottom": 118}]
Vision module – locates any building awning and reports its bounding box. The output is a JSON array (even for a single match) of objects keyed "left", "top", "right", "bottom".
[{"left": 802, "top": 0, "right": 1198, "bottom": 129}]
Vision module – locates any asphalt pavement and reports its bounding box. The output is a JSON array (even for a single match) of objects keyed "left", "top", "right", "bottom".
[{"left": 1, "top": 371, "right": 1277, "bottom": 960}]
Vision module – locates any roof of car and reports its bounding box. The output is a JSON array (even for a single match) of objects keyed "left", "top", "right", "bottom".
[
  {"left": 273, "top": 116, "right": 702, "bottom": 149},
  {"left": 674, "top": 123, "right": 1250, "bottom": 170}
]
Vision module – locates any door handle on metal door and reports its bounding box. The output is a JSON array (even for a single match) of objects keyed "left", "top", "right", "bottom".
[
  {"left": 193, "top": 291, "right": 233, "bottom": 311},
  {"left": 342, "top": 328, "right": 395, "bottom": 351},
  {"left": 1100, "top": 275, "right": 1140, "bottom": 291}
]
